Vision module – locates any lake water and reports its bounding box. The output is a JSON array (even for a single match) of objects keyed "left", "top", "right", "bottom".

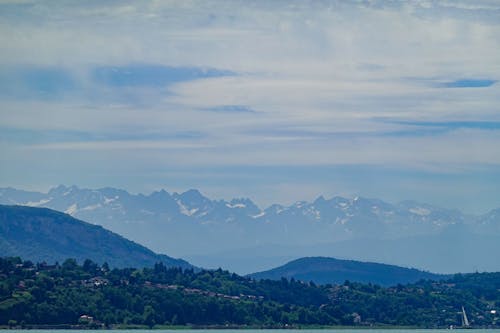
[{"left": 9, "top": 328, "right": 500, "bottom": 333}]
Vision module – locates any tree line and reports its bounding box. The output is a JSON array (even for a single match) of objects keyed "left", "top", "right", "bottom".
[{"left": 0, "top": 257, "right": 499, "bottom": 328}]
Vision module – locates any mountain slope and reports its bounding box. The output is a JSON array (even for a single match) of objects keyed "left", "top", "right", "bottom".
[
  {"left": 1, "top": 185, "right": 499, "bottom": 274},
  {"left": 0, "top": 204, "right": 192, "bottom": 269},
  {"left": 248, "top": 257, "right": 444, "bottom": 286}
]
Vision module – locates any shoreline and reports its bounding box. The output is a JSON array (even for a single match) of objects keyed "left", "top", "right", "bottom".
[{"left": 0, "top": 325, "right": 485, "bottom": 330}]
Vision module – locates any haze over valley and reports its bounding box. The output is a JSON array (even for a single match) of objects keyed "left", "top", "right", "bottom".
[{"left": 2, "top": 185, "right": 499, "bottom": 274}]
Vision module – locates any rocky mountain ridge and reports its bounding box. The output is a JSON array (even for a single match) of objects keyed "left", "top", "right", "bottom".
[{"left": 1, "top": 185, "right": 498, "bottom": 273}]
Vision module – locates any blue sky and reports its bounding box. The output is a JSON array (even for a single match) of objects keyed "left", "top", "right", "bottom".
[{"left": 1, "top": 0, "right": 500, "bottom": 213}]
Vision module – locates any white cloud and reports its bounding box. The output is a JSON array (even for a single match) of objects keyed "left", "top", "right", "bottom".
[{"left": 1, "top": 0, "right": 500, "bottom": 207}]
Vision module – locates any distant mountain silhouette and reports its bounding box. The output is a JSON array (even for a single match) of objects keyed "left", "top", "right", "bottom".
[
  {"left": 0, "top": 204, "right": 192, "bottom": 269},
  {"left": 248, "top": 257, "right": 445, "bottom": 286},
  {"left": 1, "top": 185, "right": 499, "bottom": 274}
]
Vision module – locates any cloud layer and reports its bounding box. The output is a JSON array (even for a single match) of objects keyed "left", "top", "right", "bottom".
[{"left": 1, "top": 0, "right": 499, "bottom": 212}]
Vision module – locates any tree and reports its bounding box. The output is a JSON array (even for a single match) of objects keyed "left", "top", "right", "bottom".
[
  {"left": 62, "top": 258, "right": 78, "bottom": 270},
  {"left": 143, "top": 305, "right": 156, "bottom": 328},
  {"left": 83, "top": 259, "right": 98, "bottom": 273}
]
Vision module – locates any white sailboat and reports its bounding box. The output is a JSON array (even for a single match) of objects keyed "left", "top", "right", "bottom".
[{"left": 461, "top": 306, "right": 470, "bottom": 328}]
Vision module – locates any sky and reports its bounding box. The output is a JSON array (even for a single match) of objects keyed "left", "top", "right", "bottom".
[{"left": 0, "top": 0, "right": 500, "bottom": 214}]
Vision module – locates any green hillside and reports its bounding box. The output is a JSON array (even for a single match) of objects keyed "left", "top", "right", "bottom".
[
  {"left": 249, "top": 256, "right": 444, "bottom": 286},
  {"left": 0, "top": 205, "right": 191, "bottom": 269},
  {"left": 0, "top": 256, "right": 499, "bottom": 328}
]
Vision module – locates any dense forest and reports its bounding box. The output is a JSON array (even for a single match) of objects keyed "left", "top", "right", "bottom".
[{"left": 0, "top": 257, "right": 499, "bottom": 328}]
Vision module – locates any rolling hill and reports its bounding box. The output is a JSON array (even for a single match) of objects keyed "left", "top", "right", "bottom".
[
  {"left": 0, "top": 204, "right": 192, "bottom": 269},
  {"left": 248, "top": 256, "right": 444, "bottom": 286}
]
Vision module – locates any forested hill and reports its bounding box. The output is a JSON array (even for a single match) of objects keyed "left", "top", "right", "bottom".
[
  {"left": 248, "top": 257, "right": 444, "bottom": 286},
  {"left": 1, "top": 256, "right": 499, "bottom": 328},
  {"left": 0, "top": 205, "right": 191, "bottom": 269}
]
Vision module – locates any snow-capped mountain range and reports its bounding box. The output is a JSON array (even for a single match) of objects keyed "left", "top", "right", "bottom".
[{"left": 1, "top": 185, "right": 499, "bottom": 274}]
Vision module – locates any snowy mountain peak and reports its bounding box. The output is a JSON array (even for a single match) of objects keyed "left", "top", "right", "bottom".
[
  {"left": 313, "top": 195, "right": 326, "bottom": 204},
  {"left": 49, "top": 184, "right": 78, "bottom": 195},
  {"left": 0, "top": 185, "right": 498, "bottom": 266},
  {"left": 175, "top": 189, "right": 208, "bottom": 205},
  {"left": 149, "top": 189, "right": 171, "bottom": 199},
  {"left": 265, "top": 204, "right": 286, "bottom": 214}
]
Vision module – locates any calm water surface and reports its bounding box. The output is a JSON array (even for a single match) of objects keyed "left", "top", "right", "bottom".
[{"left": 10, "top": 329, "right": 500, "bottom": 333}]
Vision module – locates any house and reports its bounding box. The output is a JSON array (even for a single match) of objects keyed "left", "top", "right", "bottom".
[
  {"left": 79, "top": 315, "right": 94, "bottom": 323},
  {"left": 82, "top": 277, "right": 109, "bottom": 287}
]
